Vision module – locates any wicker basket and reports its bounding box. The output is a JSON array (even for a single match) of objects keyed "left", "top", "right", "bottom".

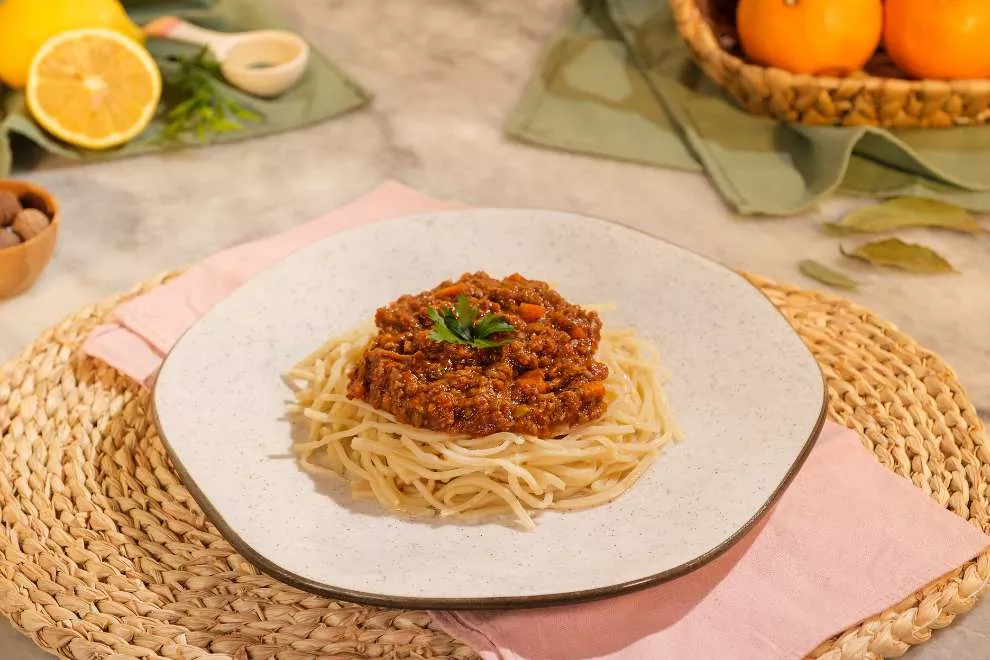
[{"left": 669, "top": 0, "right": 990, "bottom": 127}]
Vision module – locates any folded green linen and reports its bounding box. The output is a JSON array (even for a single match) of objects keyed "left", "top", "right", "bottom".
[
  {"left": 0, "top": 0, "right": 370, "bottom": 175},
  {"left": 509, "top": 0, "right": 990, "bottom": 215}
]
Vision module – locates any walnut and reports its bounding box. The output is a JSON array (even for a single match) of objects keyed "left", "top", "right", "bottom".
[
  {"left": 11, "top": 208, "right": 50, "bottom": 241},
  {"left": 18, "top": 192, "right": 49, "bottom": 215},
  {"left": 0, "top": 228, "right": 23, "bottom": 250},
  {"left": 0, "top": 191, "right": 22, "bottom": 227}
]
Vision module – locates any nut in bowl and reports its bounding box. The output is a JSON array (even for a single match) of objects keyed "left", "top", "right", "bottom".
[{"left": 0, "top": 180, "right": 60, "bottom": 300}]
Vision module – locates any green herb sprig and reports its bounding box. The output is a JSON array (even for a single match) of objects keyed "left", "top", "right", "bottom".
[
  {"left": 428, "top": 295, "right": 515, "bottom": 348},
  {"left": 159, "top": 47, "right": 262, "bottom": 144}
]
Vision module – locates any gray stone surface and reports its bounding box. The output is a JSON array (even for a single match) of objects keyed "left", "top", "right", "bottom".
[{"left": 0, "top": 0, "right": 987, "bottom": 657}]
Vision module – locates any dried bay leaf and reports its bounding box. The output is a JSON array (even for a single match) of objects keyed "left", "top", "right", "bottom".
[
  {"left": 798, "top": 260, "right": 859, "bottom": 290},
  {"left": 842, "top": 238, "right": 956, "bottom": 274},
  {"left": 824, "top": 198, "right": 983, "bottom": 236}
]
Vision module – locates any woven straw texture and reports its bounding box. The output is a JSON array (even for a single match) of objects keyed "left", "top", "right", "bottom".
[
  {"left": 669, "top": 0, "right": 990, "bottom": 127},
  {"left": 1, "top": 271, "right": 988, "bottom": 660}
]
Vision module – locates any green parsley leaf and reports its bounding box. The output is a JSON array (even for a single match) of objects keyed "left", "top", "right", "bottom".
[
  {"left": 469, "top": 337, "right": 516, "bottom": 348},
  {"left": 445, "top": 312, "right": 473, "bottom": 341},
  {"left": 427, "top": 309, "right": 469, "bottom": 345},
  {"left": 474, "top": 314, "right": 515, "bottom": 338},
  {"left": 456, "top": 295, "right": 479, "bottom": 327},
  {"left": 427, "top": 295, "right": 515, "bottom": 349}
]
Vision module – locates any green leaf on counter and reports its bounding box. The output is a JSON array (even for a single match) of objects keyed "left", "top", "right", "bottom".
[
  {"left": 798, "top": 260, "right": 859, "bottom": 290},
  {"left": 841, "top": 238, "right": 957, "bottom": 274},
  {"left": 824, "top": 198, "right": 983, "bottom": 236}
]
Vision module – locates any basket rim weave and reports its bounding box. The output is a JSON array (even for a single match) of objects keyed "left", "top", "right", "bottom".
[{"left": 1, "top": 270, "right": 989, "bottom": 660}]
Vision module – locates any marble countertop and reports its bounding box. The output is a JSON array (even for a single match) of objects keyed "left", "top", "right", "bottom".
[{"left": 1, "top": 0, "right": 988, "bottom": 658}]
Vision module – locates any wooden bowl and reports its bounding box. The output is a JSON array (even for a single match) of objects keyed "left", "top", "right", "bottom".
[{"left": 0, "top": 180, "right": 60, "bottom": 300}]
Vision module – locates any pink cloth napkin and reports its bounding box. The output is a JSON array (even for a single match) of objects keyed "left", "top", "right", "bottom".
[
  {"left": 434, "top": 422, "right": 989, "bottom": 659},
  {"left": 81, "top": 181, "right": 990, "bottom": 660}
]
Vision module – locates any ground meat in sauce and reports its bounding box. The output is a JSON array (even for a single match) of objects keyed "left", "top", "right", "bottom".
[{"left": 346, "top": 272, "right": 609, "bottom": 437}]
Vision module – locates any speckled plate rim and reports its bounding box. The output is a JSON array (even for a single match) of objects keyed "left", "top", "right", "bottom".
[{"left": 150, "top": 209, "right": 829, "bottom": 610}]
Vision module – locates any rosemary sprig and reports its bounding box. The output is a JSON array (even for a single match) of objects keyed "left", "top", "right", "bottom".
[{"left": 158, "top": 47, "right": 262, "bottom": 144}]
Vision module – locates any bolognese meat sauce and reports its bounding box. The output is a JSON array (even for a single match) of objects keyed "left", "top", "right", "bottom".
[{"left": 346, "top": 272, "right": 608, "bottom": 437}]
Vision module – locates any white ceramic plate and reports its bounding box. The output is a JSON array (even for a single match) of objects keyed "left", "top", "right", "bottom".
[{"left": 153, "top": 209, "right": 825, "bottom": 608}]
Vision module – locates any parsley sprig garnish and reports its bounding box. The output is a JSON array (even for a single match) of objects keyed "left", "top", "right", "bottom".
[
  {"left": 159, "top": 47, "right": 262, "bottom": 144},
  {"left": 428, "top": 295, "right": 515, "bottom": 348}
]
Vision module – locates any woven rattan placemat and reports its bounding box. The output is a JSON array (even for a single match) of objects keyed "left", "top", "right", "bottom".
[{"left": 1, "top": 272, "right": 988, "bottom": 660}]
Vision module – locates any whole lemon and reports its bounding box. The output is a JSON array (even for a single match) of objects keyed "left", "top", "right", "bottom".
[{"left": 0, "top": 0, "right": 144, "bottom": 89}]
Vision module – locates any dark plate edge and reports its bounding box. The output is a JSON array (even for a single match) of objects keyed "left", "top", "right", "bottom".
[{"left": 149, "top": 208, "right": 831, "bottom": 611}]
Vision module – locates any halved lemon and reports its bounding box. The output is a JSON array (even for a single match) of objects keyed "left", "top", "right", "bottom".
[{"left": 26, "top": 28, "right": 161, "bottom": 150}]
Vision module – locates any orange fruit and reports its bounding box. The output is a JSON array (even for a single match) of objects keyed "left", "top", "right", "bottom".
[
  {"left": 884, "top": 0, "right": 990, "bottom": 79},
  {"left": 736, "top": 0, "right": 883, "bottom": 76},
  {"left": 26, "top": 29, "right": 161, "bottom": 150}
]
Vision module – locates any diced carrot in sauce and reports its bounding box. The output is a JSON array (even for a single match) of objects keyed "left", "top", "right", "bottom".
[
  {"left": 568, "top": 326, "right": 587, "bottom": 339},
  {"left": 436, "top": 283, "right": 464, "bottom": 297},
  {"left": 517, "top": 369, "right": 550, "bottom": 393},
  {"left": 506, "top": 273, "right": 527, "bottom": 283},
  {"left": 519, "top": 303, "right": 546, "bottom": 322},
  {"left": 517, "top": 369, "right": 544, "bottom": 383},
  {"left": 581, "top": 382, "right": 606, "bottom": 398}
]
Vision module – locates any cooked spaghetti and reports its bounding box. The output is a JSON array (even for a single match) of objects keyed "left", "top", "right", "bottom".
[{"left": 284, "top": 273, "right": 679, "bottom": 530}]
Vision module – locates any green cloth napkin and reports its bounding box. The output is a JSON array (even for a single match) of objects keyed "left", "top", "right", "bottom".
[
  {"left": 0, "top": 0, "right": 370, "bottom": 175},
  {"left": 509, "top": 0, "right": 990, "bottom": 215}
]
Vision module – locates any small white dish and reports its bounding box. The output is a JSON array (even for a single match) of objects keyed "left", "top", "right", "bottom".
[
  {"left": 153, "top": 209, "right": 826, "bottom": 608},
  {"left": 145, "top": 16, "right": 309, "bottom": 97}
]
